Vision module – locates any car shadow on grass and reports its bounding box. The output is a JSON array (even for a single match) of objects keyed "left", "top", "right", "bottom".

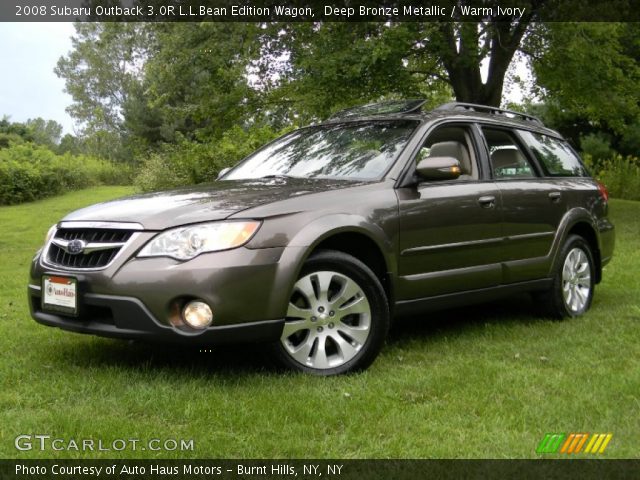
[
  {"left": 47, "top": 335, "right": 281, "bottom": 377},
  {"left": 388, "top": 292, "right": 545, "bottom": 346},
  {"left": 47, "top": 293, "right": 546, "bottom": 376}
]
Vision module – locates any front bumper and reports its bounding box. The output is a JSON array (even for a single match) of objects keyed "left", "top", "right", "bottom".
[
  {"left": 29, "top": 244, "right": 303, "bottom": 344},
  {"left": 598, "top": 217, "right": 615, "bottom": 268},
  {"left": 29, "top": 286, "right": 284, "bottom": 344}
]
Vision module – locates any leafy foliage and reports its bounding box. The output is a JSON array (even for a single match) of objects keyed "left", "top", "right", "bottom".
[
  {"left": 580, "top": 133, "right": 615, "bottom": 162},
  {"left": 530, "top": 23, "right": 640, "bottom": 133},
  {"left": 55, "top": 23, "right": 151, "bottom": 161},
  {"left": 1, "top": 117, "right": 64, "bottom": 150},
  {"left": 55, "top": 15, "right": 546, "bottom": 161},
  {"left": 0, "top": 117, "right": 34, "bottom": 147},
  {"left": 139, "top": 23, "right": 261, "bottom": 142},
  {"left": 25, "top": 118, "right": 63, "bottom": 149},
  {"left": 585, "top": 154, "right": 640, "bottom": 201},
  {"left": 135, "top": 125, "right": 282, "bottom": 192},
  {"left": 257, "top": 23, "right": 447, "bottom": 123},
  {"left": 0, "top": 143, "right": 132, "bottom": 205}
]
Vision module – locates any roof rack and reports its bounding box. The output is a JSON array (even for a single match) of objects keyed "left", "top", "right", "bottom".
[
  {"left": 329, "top": 99, "right": 427, "bottom": 120},
  {"left": 434, "top": 102, "right": 543, "bottom": 126}
]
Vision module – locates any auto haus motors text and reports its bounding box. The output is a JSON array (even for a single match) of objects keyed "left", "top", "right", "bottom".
[{"left": 16, "top": 464, "right": 224, "bottom": 477}]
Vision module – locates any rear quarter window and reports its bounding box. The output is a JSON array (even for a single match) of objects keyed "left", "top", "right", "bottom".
[{"left": 519, "top": 130, "right": 587, "bottom": 177}]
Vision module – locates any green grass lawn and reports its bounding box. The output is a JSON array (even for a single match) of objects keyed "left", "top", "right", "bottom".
[{"left": 0, "top": 187, "right": 638, "bottom": 459}]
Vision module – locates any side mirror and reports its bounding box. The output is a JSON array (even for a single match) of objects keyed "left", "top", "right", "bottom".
[
  {"left": 217, "top": 167, "right": 231, "bottom": 180},
  {"left": 416, "top": 156, "right": 461, "bottom": 181}
]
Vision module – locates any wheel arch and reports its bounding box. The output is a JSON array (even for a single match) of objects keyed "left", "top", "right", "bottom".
[
  {"left": 552, "top": 209, "right": 602, "bottom": 284},
  {"left": 310, "top": 232, "right": 393, "bottom": 302},
  {"left": 287, "top": 215, "right": 396, "bottom": 305}
]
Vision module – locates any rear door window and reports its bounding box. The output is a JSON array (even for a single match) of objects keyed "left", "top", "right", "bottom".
[{"left": 519, "top": 131, "right": 587, "bottom": 177}]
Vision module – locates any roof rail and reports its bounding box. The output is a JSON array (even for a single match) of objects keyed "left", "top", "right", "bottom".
[
  {"left": 434, "top": 102, "right": 543, "bottom": 126},
  {"left": 329, "top": 99, "right": 427, "bottom": 120}
]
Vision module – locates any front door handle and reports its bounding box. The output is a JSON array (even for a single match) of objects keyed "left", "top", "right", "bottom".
[
  {"left": 478, "top": 195, "right": 496, "bottom": 208},
  {"left": 548, "top": 191, "right": 562, "bottom": 203}
]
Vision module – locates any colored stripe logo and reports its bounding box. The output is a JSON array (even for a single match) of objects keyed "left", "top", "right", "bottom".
[{"left": 537, "top": 433, "right": 612, "bottom": 454}]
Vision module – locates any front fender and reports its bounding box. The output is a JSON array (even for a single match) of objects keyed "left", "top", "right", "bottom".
[{"left": 252, "top": 213, "right": 398, "bottom": 319}]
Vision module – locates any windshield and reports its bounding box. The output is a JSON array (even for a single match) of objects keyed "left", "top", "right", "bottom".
[{"left": 224, "top": 120, "right": 418, "bottom": 181}]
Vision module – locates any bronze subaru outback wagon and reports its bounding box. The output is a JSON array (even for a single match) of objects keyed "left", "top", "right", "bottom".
[{"left": 29, "top": 101, "right": 615, "bottom": 375}]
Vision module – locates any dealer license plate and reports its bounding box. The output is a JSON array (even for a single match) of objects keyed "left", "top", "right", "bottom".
[{"left": 42, "top": 275, "right": 78, "bottom": 316}]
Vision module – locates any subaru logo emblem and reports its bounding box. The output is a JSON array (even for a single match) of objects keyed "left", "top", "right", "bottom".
[{"left": 67, "top": 239, "right": 86, "bottom": 255}]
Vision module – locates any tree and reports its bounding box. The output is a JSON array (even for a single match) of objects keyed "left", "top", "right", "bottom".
[
  {"left": 254, "top": 23, "right": 451, "bottom": 123},
  {"left": 257, "top": 4, "right": 545, "bottom": 122},
  {"left": 136, "top": 22, "right": 262, "bottom": 143},
  {"left": 58, "top": 13, "right": 546, "bottom": 149},
  {"left": 57, "top": 133, "right": 82, "bottom": 155},
  {"left": 0, "top": 116, "right": 33, "bottom": 147},
  {"left": 435, "top": 18, "right": 537, "bottom": 106},
  {"left": 519, "top": 23, "right": 640, "bottom": 156},
  {"left": 0, "top": 117, "right": 68, "bottom": 152},
  {"left": 26, "top": 118, "right": 63, "bottom": 148},
  {"left": 55, "top": 14, "right": 640, "bottom": 165},
  {"left": 55, "top": 22, "right": 151, "bottom": 160},
  {"left": 529, "top": 23, "right": 640, "bottom": 133}
]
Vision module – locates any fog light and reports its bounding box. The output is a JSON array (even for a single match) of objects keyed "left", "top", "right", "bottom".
[{"left": 182, "top": 301, "right": 213, "bottom": 329}]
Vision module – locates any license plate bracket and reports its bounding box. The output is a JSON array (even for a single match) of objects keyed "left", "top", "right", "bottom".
[{"left": 42, "top": 275, "right": 78, "bottom": 316}]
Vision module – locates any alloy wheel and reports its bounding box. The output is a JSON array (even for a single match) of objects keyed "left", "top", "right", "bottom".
[
  {"left": 280, "top": 271, "right": 372, "bottom": 370},
  {"left": 561, "top": 247, "right": 592, "bottom": 313}
]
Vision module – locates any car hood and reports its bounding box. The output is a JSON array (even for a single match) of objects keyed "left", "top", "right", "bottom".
[{"left": 62, "top": 178, "right": 363, "bottom": 230}]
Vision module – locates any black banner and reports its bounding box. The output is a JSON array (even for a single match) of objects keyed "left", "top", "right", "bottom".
[
  {"left": 1, "top": 459, "right": 639, "bottom": 480},
  {"left": 2, "top": 0, "right": 640, "bottom": 22}
]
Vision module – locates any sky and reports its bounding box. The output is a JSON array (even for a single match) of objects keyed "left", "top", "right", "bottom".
[{"left": 0, "top": 23, "right": 76, "bottom": 134}]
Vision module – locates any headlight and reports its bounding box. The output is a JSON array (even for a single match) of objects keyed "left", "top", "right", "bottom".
[
  {"left": 138, "top": 221, "right": 261, "bottom": 261},
  {"left": 44, "top": 224, "right": 57, "bottom": 245}
]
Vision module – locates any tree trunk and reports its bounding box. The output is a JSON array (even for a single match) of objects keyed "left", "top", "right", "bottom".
[{"left": 438, "top": 19, "right": 533, "bottom": 107}]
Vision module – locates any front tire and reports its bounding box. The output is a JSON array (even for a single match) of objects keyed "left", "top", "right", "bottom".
[
  {"left": 274, "top": 250, "right": 390, "bottom": 375},
  {"left": 537, "top": 234, "right": 595, "bottom": 319}
]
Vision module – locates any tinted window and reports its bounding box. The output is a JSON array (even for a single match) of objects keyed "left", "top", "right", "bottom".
[
  {"left": 226, "top": 121, "right": 418, "bottom": 181},
  {"left": 519, "top": 131, "right": 587, "bottom": 177},
  {"left": 482, "top": 128, "right": 535, "bottom": 179}
]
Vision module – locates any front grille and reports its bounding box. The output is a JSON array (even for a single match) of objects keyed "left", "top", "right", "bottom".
[
  {"left": 47, "top": 244, "right": 119, "bottom": 268},
  {"left": 46, "top": 228, "right": 135, "bottom": 269},
  {"left": 56, "top": 229, "right": 132, "bottom": 243}
]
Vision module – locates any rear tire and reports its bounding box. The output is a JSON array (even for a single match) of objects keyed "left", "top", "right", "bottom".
[
  {"left": 536, "top": 235, "right": 595, "bottom": 319},
  {"left": 274, "top": 250, "right": 390, "bottom": 375}
]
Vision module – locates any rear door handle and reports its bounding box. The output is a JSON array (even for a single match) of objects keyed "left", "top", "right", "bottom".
[
  {"left": 478, "top": 195, "right": 496, "bottom": 208},
  {"left": 548, "top": 191, "right": 562, "bottom": 203}
]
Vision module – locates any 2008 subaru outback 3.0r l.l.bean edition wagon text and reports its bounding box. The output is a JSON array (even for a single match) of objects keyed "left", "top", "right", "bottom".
[{"left": 29, "top": 101, "right": 615, "bottom": 375}]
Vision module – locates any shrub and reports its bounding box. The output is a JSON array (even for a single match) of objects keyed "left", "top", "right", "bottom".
[
  {"left": 135, "top": 125, "right": 282, "bottom": 192},
  {"left": 619, "top": 121, "right": 640, "bottom": 157},
  {"left": 580, "top": 133, "right": 614, "bottom": 163},
  {"left": 594, "top": 154, "right": 640, "bottom": 201},
  {"left": 0, "top": 143, "right": 133, "bottom": 205}
]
